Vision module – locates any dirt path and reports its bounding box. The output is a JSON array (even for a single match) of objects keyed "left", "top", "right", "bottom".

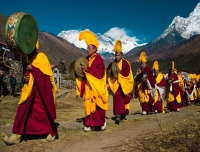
[{"left": 46, "top": 106, "right": 200, "bottom": 152}]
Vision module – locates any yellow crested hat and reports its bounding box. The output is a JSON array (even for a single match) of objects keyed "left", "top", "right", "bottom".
[
  {"left": 79, "top": 30, "right": 98, "bottom": 49},
  {"left": 139, "top": 52, "right": 147, "bottom": 63},
  {"left": 174, "top": 68, "right": 177, "bottom": 74},
  {"left": 171, "top": 61, "right": 175, "bottom": 70},
  {"left": 152, "top": 61, "right": 159, "bottom": 71},
  {"left": 189, "top": 73, "right": 193, "bottom": 79},
  {"left": 193, "top": 73, "right": 197, "bottom": 79},
  {"left": 113, "top": 40, "right": 122, "bottom": 53},
  {"left": 35, "top": 39, "right": 39, "bottom": 50},
  {"left": 197, "top": 74, "right": 200, "bottom": 81}
]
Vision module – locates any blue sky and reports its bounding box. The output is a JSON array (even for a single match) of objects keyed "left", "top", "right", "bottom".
[{"left": 1, "top": 0, "right": 200, "bottom": 43}]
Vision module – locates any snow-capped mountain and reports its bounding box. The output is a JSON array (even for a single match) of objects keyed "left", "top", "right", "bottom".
[
  {"left": 57, "top": 28, "right": 146, "bottom": 55},
  {"left": 156, "top": 2, "right": 200, "bottom": 41}
]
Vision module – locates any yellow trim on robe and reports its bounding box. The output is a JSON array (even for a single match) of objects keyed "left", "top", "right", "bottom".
[
  {"left": 18, "top": 52, "right": 57, "bottom": 105},
  {"left": 166, "top": 85, "right": 181, "bottom": 103},
  {"left": 137, "top": 82, "right": 150, "bottom": 104},
  {"left": 154, "top": 73, "right": 165, "bottom": 113},
  {"left": 154, "top": 73, "right": 163, "bottom": 103},
  {"left": 76, "top": 77, "right": 82, "bottom": 97},
  {"left": 155, "top": 73, "right": 163, "bottom": 85},
  {"left": 178, "top": 75, "right": 184, "bottom": 91},
  {"left": 189, "top": 87, "right": 197, "bottom": 101}
]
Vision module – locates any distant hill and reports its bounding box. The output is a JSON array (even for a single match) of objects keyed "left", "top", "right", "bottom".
[{"left": 0, "top": 14, "right": 86, "bottom": 69}]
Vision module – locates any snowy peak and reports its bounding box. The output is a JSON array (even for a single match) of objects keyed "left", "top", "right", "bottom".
[
  {"left": 156, "top": 2, "right": 200, "bottom": 41},
  {"left": 57, "top": 27, "right": 146, "bottom": 54}
]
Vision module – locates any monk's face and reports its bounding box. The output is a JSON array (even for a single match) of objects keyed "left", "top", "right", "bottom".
[
  {"left": 87, "top": 44, "right": 97, "bottom": 57},
  {"left": 170, "top": 70, "right": 174, "bottom": 75},
  {"left": 141, "top": 62, "right": 147, "bottom": 70},
  {"left": 115, "top": 52, "right": 122, "bottom": 62},
  {"left": 154, "top": 70, "right": 159, "bottom": 76}
]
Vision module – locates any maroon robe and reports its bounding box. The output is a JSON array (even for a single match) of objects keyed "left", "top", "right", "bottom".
[
  {"left": 81, "top": 53, "right": 106, "bottom": 127},
  {"left": 141, "top": 66, "right": 155, "bottom": 113},
  {"left": 113, "top": 59, "right": 132, "bottom": 116},
  {"left": 154, "top": 74, "right": 166, "bottom": 113},
  {"left": 167, "top": 73, "right": 180, "bottom": 111},
  {"left": 12, "top": 66, "right": 56, "bottom": 136}
]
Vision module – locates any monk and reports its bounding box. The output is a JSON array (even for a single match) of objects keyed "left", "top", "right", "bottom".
[
  {"left": 185, "top": 74, "right": 198, "bottom": 105},
  {"left": 107, "top": 40, "right": 133, "bottom": 124},
  {"left": 135, "top": 52, "right": 155, "bottom": 115},
  {"left": 152, "top": 61, "right": 166, "bottom": 113},
  {"left": 76, "top": 30, "right": 108, "bottom": 132},
  {"left": 165, "top": 61, "right": 181, "bottom": 112},
  {"left": 3, "top": 40, "right": 57, "bottom": 145}
]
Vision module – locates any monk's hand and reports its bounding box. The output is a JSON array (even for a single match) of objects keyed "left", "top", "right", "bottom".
[
  {"left": 26, "top": 64, "right": 32, "bottom": 71},
  {"left": 23, "top": 74, "right": 30, "bottom": 83},
  {"left": 116, "top": 68, "right": 121, "bottom": 73},
  {"left": 81, "top": 64, "right": 88, "bottom": 72}
]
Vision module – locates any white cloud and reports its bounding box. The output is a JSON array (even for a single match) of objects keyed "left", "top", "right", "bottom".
[{"left": 103, "top": 27, "right": 139, "bottom": 42}]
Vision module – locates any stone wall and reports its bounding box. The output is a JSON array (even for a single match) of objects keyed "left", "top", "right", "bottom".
[{"left": 59, "top": 73, "right": 76, "bottom": 90}]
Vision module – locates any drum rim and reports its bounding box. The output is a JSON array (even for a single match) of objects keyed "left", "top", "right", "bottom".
[{"left": 4, "top": 12, "right": 38, "bottom": 55}]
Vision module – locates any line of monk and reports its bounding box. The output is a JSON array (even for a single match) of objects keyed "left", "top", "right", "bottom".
[{"left": 3, "top": 28, "right": 200, "bottom": 145}]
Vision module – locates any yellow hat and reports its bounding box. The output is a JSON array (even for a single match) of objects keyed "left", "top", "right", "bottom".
[
  {"left": 189, "top": 73, "right": 193, "bottom": 79},
  {"left": 79, "top": 30, "right": 98, "bottom": 49},
  {"left": 193, "top": 73, "right": 197, "bottom": 79},
  {"left": 171, "top": 61, "right": 175, "bottom": 70},
  {"left": 197, "top": 74, "right": 200, "bottom": 81},
  {"left": 139, "top": 52, "right": 147, "bottom": 63},
  {"left": 35, "top": 39, "right": 39, "bottom": 50},
  {"left": 113, "top": 40, "right": 122, "bottom": 53},
  {"left": 152, "top": 61, "right": 159, "bottom": 70}
]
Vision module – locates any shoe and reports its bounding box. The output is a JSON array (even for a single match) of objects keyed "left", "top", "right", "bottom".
[
  {"left": 142, "top": 111, "right": 147, "bottom": 115},
  {"left": 84, "top": 126, "right": 91, "bottom": 132},
  {"left": 176, "top": 108, "right": 180, "bottom": 112},
  {"left": 115, "top": 115, "right": 120, "bottom": 124},
  {"left": 101, "top": 118, "right": 107, "bottom": 131},
  {"left": 46, "top": 134, "right": 55, "bottom": 142},
  {"left": 3, "top": 134, "right": 21, "bottom": 145},
  {"left": 155, "top": 110, "right": 158, "bottom": 113}
]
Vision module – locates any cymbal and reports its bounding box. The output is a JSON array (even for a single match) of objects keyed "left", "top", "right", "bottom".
[
  {"left": 106, "top": 62, "right": 112, "bottom": 77},
  {"left": 111, "top": 62, "right": 119, "bottom": 78},
  {"left": 69, "top": 60, "right": 76, "bottom": 79},
  {"left": 106, "top": 62, "right": 119, "bottom": 78},
  {"left": 74, "top": 57, "right": 89, "bottom": 77}
]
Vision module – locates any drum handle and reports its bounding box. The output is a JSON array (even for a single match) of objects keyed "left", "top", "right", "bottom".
[{"left": 3, "top": 50, "right": 19, "bottom": 72}]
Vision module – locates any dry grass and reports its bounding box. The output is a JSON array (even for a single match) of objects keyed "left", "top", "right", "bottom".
[{"left": 110, "top": 115, "right": 200, "bottom": 152}]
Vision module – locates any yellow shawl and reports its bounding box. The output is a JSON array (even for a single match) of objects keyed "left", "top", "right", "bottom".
[
  {"left": 76, "top": 55, "right": 108, "bottom": 116},
  {"left": 108, "top": 58, "right": 134, "bottom": 110},
  {"left": 18, "top": 52, "right": 57, "bottom": 105}
]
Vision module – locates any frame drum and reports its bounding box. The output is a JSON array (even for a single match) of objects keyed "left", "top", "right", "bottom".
[{"left": 5, "top": 12, "right": 38, "bottom": 55}]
